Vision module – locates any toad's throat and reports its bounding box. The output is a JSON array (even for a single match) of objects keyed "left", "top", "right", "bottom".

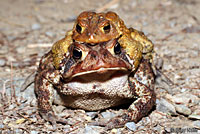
[{"left": 59, "top": 70, "right": 131, "bottom": 98}]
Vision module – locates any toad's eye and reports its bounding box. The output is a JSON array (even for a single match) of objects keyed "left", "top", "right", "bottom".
[
  {"left": 114, "top": 42, "right": 121, "bottom": 54},
  {"left": 76, "top": 24, "right": 82, "bottom": 34},
  {"left": 73, "top": 48, "right": 82, "bottom": 59},
  {"left": 103, "top": 24, "right": 111, "bottom": 34}
]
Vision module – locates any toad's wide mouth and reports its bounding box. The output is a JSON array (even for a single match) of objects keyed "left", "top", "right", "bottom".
[
  {"left": 62, "top": 57, "right": 132, "bottom": 80},
  {"left": 71, "top": 67, "right": 129, "bottom": 78},
  {"left": 63, "top": 66, "right": 130, "bottom": 82}
]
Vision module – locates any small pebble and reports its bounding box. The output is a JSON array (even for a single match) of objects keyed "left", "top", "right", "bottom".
[
  {"left": 8, "top": 104, "right": 15, "bottom": 109},
  {"left": 192, "top": 109, "right": 200, "bottom": 115},
  {"left": 101, "top": 111, "right": 116, "bottom": 119},
  {"left": 109, "top": 3, "right": 119, "bottom": 9},
  {"left": 31, "top": 23, "right": 41, "bottom": 30},
  {"left": 153, "top": 125, "right": 162, "bottom": 132},
  {"left": 25, "top": 109, "right": 34, "bottom": 115},
  {"left": 156, "top": 98, "right": 177, "bottom": 115},
  {"left": 45, "top": 31, "right": 55, "bottom": 38},
  {"left": 86, "top": 112, "right": 98, "bottom": 119},
  {"left": 125, "top": 122, "right": 136, "bottom": 131},
  {"left": 36, "top": 14, "right": 47, "bottom": 23},
  {"left": 84, "top": 126, "right": 93, "bottom": 134},
  {"left": 189, "top": 114, "right": 200, "bottom": 120},
  {"left": 175, "top": 35, "right": 184, "bottom": 42},
  {"left": 55, "top": 105, "right": 66, "bottom": 113},
  {"left": 170, "top": 21, "right": 176, "bottom": 28},
  {"left": 7, "top": 35, "right": 16, "bottom": 41},
  {"left": 0, "top": 124, "right": 4, "bottom": 128},
  {"left": 175, "top": 104, "right": 192, "bottom": 115},
  {"left": 181, "top": 88, "right": 187, "bottom": 93},
  {"left": 61, "top": 15, "right": 76, "bottom": 22},
  {"left": 84, "top": 125, "right": 100, "bottom": 134},
  {"left": 164, "top": 127, "right": 171, "bottom": 133},
  {"left": 30, "top": 131, "right": 38, "bottom": 134},
  {"left": 193, "top": 121, "right": 200, "bottom": 128},
  {"left": 14, "top": 129, "right": 22, "bottom": 133},
  {"left": 0, "top": 59, "right": 6, "bottom": 66},
  {"left": 16, "top": 46, "right": 26, "bottom": 53},
  {"left": 137, "top": 125, "right": 145, "bottom": 130}
]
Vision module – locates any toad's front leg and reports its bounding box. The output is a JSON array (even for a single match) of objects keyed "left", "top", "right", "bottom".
[
  {"left": 103, "top": 59, "right": 156, "bottom": 129},
  {"left": 34, "top": 69, "right": 66, "bottom": 125}
]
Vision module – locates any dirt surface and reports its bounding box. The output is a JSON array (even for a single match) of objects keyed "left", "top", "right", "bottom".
[{"left": 0, "top": 0, "right": 200, "bottom": 133}]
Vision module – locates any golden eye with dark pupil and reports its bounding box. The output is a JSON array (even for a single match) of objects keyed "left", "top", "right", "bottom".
[
  {"left": 73, "top": 48, "right": 82, "bottom": 59},
  {"left": 76, "top": 24, "right": 82, "bottom": 34},
  {"left": 103, "top": 24, "right": 111, "bottom": 33},
  {"left": 114, "top": 42, "right": 121, "bottom": 54}
]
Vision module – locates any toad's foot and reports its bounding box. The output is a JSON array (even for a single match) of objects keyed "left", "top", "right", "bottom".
[
  {"left": 39, "top": 110, "right": 68, "bottom": 127},
  {"left": 89, "top": 113, "right": 132, "bottom": 130}
]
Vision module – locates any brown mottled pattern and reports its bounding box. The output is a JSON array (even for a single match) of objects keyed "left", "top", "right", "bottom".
[
  {"left": 127, "top": 58, "right": 155, "bottom": 122},
  {"left": 35, "top": 72, "right": 52, "bottom": 113}
]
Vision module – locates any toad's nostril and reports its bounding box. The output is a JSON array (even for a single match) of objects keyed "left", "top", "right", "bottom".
[
  {"left": 103, "top": 51, "right": 108, "bottom": 58},
  {"left": 90, "top": 51, "right": 98, "bottom": 60},
  {"left": 91, "top": 53, "right": 96, "bottom": 59}
]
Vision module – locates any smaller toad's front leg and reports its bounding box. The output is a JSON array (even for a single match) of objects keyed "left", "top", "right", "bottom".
[
  {"left": 104, "top": 59, "right": 156, "bottom": 129},
  {"left": 35, "top": 68, "right": 65, "bottom": 125}
]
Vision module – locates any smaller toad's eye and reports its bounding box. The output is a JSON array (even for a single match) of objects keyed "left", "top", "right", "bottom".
[
  {"left": 73, "top": 48, "right": 82, "bottom": 59},
  {"left": 76, "top": 24, "right": 82, "bottom": 34},
  {"left": 103, "top": 24, "right": 111, "bottom": 34},
  {"left": 114, "top": 42, "right": 121, "bottom": 54}
]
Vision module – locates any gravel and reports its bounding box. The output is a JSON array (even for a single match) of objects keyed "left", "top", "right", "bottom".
[{"left": 31, "top": 23, "right": 41, "bottom": 30}]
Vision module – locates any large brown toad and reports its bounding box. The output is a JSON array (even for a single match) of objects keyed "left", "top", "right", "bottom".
[{"left": 35, "top": 11, "right": 156, "bottom": 129}]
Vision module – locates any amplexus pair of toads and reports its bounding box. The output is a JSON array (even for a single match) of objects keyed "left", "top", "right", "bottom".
[{"left": 35, "top": 11, "right": 156, "bottom": 129}]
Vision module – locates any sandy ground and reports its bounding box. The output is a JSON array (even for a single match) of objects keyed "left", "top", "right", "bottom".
[{"left": 0, "top": 0, "right": 200, "bottom": 133}]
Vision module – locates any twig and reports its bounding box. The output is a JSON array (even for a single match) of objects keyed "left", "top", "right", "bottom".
[
  {"left": 65, "top": 127, "right": 79, "bottom": 133},
  {"left": 0, "top": 17, "right": 25, "bottom": 28},
  {"left": 17, "top": 112, "right": 36, "bottom": 124},
  {"left": 154, "top": 111, "right": 167, "bottom": 116},
  {"left": 20, "top": 72, "right": 36, "bottom": 92},
  {"left": 1, "top": 79, "right": 9, "bottom": 99},
  {"left": 27, "top": 43, "right": 53, "bottom": 48},
  {"left": 10, "top": 61, "right": 18, "bottom": 105},
  {"left": 19, "top": 127, "right": 30, "bottom": 133},
  {"left": 156, "top": 68, "right": 175, "bottom": 86},
  {"left": 96, "top": 0, "right": 119, "bottom": 12}
]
